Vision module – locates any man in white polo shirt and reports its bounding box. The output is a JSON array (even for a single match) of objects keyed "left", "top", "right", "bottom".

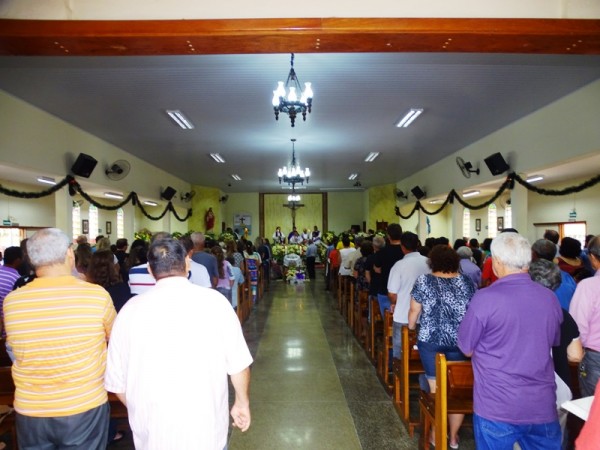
[
  {"left": 106, "top": 237, "right": 252, "bottom": 450},
  {"left": 387, "top": 231, "right": 431, "bottom": 358}
]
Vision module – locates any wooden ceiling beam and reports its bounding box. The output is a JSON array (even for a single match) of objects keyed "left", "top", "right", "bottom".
[{"left": 0, "top": 18, "right": 599, "bottom": 56}]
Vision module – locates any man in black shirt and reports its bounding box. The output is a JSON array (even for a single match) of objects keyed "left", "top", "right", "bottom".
[{"left": 373, "top": 223, "right": 404, "bottom": 318}]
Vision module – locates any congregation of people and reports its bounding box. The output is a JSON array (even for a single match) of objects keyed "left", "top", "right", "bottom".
[
  {"left": 323, "top": 225, "right": 599, "bottom": 449},
  {"left": 0, "top": 221, "right": 599, "bottom": 449},
  {"left": 0, "top": 228, "right": 265, "bottom": 449}
]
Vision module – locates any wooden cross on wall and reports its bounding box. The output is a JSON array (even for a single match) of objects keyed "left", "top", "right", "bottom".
[{"left": 283, "top": 201, "right": 305, "bottom": 229}]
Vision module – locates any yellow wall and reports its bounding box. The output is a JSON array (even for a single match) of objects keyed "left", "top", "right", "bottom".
[
  {"left": 189, "top": 185, "right": 221, "bottom": 233},
  {"left": 222, "top": 192, "right": 260, "bottom": 239},
  {"left": 264, "top": 193, "right": 323, "bottom": 238},
  {"left": 367, "top": 184, "right": 397, "bottom": 231},
  {"left": 327, "top": 192, "right": 364, "bottom": 233}
]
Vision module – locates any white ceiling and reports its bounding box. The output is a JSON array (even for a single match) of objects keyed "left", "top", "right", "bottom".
[{"left": 0, "top": 52, "right": 600, "bottom": 197}]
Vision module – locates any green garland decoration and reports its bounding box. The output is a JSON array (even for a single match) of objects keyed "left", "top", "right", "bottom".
[
  {"left": 0, "top": 175, "right": 192, "bottom": 222},
  {"left": 395, "top": 172, "right": 599, "bottom": 219},
  {"left": 0, "top": 175, "right": 72, "bottom": 198},
  {"left": 512, "top": 172, "right": 600, "bottom": 196}
]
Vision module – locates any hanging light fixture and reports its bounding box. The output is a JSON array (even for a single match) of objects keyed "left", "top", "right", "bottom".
[
  {"left": 272, "top": 53, "right": 313, "bottom": 127},
  {"left": 278, "top": 139, "right": 310, "bottom": 188},
  {"left": 287, "top": 193, "right": 301, "bottom": 202}
]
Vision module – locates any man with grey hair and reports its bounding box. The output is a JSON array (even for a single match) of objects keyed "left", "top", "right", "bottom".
[
  {"left": 4, "top": 228, "right": 116, "bottom": 449},
  {"left": 191, "top": 231, "right": 218, "bottom": 288},
  {"left": 458, "top": 232, "right": 562, "bottom": 449},
  {"left": 457, "top": 246, "right": 481, "bottom": 289}
]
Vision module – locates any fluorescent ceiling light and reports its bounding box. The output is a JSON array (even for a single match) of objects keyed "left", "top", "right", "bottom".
[
  {"left": 396, "top": 108, "right": 424, "bottom": 128},
  {"left": 348, "top": 173, "right": 358, "bottom": 180},
  {"left": 364, "top": 152, "right": 379, "bottom": 162},
  {"left": 210, "top": 153, "right": 225, "bottom": 163},
  {"left": 104, "top": 192, "right": 124, "bottom": 199},
  {"left": 428, "top": 199, "right": 443, "bottom": 204},
  {"left": 37, "top": 176, "right": 56, "bottom": 185},
  {"left": 231, "top": 174, "right": 242, "bottom": 181},
  {"left": 526, "top": 175, "right": 544, "bottom": 183},
  {"left": 144, "top": 201, "right": 158, "bottom": 206},
  {"left": 166, "top": 110, "right": 194, "bottom": 129},
  {"left": 282, "top": 185, "right": 306, "bottom": 190},
  {"left": 462, "top": 190, "right": 480, "bottom": 198}
]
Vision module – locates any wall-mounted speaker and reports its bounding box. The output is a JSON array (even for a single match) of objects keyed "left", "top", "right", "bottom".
[
  {"left": 484, "top": 152, "right": 510, "bottom": 176},
  {"left": 411, "top": 186, "right": 426, "bottom": 200},
  {"left": 71, "top": 153, "right": 98, "bottom": 178},
  {"left": 161, "top": 186, "right": 177, "bottom": 201}
]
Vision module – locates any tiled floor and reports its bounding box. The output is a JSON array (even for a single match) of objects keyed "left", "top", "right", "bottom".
[{"left": 111, "top": 274, "right": 477, "bottom": 449}]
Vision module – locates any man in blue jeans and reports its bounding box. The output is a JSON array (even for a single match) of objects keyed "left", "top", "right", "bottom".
[{"left": 458, "top": 232, "right": 562, "bottom": 449}]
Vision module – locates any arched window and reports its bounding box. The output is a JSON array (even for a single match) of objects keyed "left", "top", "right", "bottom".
[
  {"left": 117, "top": 208, "right": 125, "bottom": 239},
  {"left": 462, "top": 208, "right": 471, "bottom": 238},
  {"left": 504, "top": 204, "right": 512, "bottom": 230},
  {"left": 487, "top": 203, "right": 497, "bottom": 239},
  {"left": 72, "top": 202, "right": 81, "bottom": 240},
  {"left": 89, "top": 205, "right": 99, "bottom": 242}
]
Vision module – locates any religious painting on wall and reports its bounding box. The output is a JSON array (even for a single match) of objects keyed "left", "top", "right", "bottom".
[{"left": 234, "top": 213, "right": 252, "bottom": 237}]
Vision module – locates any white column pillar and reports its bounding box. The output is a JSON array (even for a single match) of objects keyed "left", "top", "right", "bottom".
[
  {"left": 417, "top": 209, "right": 428, "bottom": 243},
  {"left": 451, "top": 200, "right": 463, "bottom": 242},
  {"left": 54, "top": 188, "right": 73, "bottom": 238},
  {"left": 123, "top": 202, "right": 136, "bottom": 241},
  {"left": 511, "top": 176, "right": 530, "bottom": 240}
]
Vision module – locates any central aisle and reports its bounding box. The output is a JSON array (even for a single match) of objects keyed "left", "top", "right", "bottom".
[{"left": 229, "top": 276, "right": 415, "bottom": 450}]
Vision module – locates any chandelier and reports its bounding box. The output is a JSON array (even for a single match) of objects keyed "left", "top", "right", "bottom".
[
  {"left": 287, "top": 193, "right": 301, "bottom": 202},
  {"left": 278, "top": 139, "right": 310, "bottom": 187},
  {"left": 272, "top": 53, "right": 313, "bottom": 127}
]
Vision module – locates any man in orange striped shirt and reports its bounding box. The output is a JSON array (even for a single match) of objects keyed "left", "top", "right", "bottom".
[{"left": 4, "top": 228, "right": 116, "bottom": 450}]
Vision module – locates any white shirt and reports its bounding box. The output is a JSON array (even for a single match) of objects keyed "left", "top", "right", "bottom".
[
  {"left": 128, "top": 263, "right": 155, "bottom": 295},
  {"left": 189, "top": 260, "right": 211, "bottom": 288},
  {"left": 339, "top": 247, "right": 356, "bottom": 276},
  {"left": 289, "top": 235, "right": 302, "bottom": 244},
  {"left": 105, "top": 277, "right": 253, "bottom": 450},
  {"left": 387, "top": 252, "right": 431, "bottom": 323}
]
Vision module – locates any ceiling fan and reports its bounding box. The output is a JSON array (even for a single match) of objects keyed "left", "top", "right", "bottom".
[
  {"left": 456, "top": 157, "right": 480, "bottom": 178},
  {"left": 105, "top": 160, "right": 131, "bottom": 181}
]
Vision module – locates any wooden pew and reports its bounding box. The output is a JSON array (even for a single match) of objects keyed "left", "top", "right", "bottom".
[
  {"left": 353, "top": 289, "right": 369, "bottom": 344},
  {"left": 377, "top": 309, "right": 394, "bottom": 392},
  {"left": 236, "top": 282, "right": 245, "bottom": 323},
  {"left": 0, "top": 367, "right": 17, "bottom": 449},
  {"left": 419, "top": 354, "right": 473, "bottom": 450},
  {"left": 347, "top": 279, "right": 355, "bottom": 328},
  {"left": 369, "top": 297, "right": 383, "bottom": 362},
  {"left": 0, "top": 340, "right": 12, "bottom": 369},
  {"left": 394, "top": 325, "right": 425, "bottom": 437}
]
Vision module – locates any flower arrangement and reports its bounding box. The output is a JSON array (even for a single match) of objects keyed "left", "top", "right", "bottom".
[
  {"left": 322, "top": 231, "right": 337, "bottom": 245},
  {"left": 286, "top": 266, "right": 307, "bottom": 284},
  {"left": 271, "top": 244, "right": 286, "bottom": 264},
  {"left": 171, "top": 230, "right": 193, "bottom": 240},
  {"left": 317, "top": 242, "right": 328, "bottom": 264},
  {"left": 218, "top": 231, "right": 236, "bottom": 243},
  {"left": 286, "top": 243, "right": 307, "bottom": 257},
  {"left": 134, "top": 228, "right": 153, "bottom": 242}
]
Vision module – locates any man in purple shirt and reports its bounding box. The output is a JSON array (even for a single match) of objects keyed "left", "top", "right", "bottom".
[
  {"left": 569, "top": 235, "right": 600, "bottom": 397},
  {"left": 458, "top": 232, "right": 562, "bottom": 449},
  {"left": 0, "top": 246, "right": 23, "bottom": 334}
]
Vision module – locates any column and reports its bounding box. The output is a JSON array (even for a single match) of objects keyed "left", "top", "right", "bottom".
[
  {"left": 451, "top": 201, "right": 463, "bottom": 242},
  {"left": 511, "top": 176, "right": 529, "bottom": 239},
  {"left": 54, "top": 188, "right": 73, "bottom": 236},
  {"left": 122, "top": 202, "right": 136, "bottom": 240}
]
